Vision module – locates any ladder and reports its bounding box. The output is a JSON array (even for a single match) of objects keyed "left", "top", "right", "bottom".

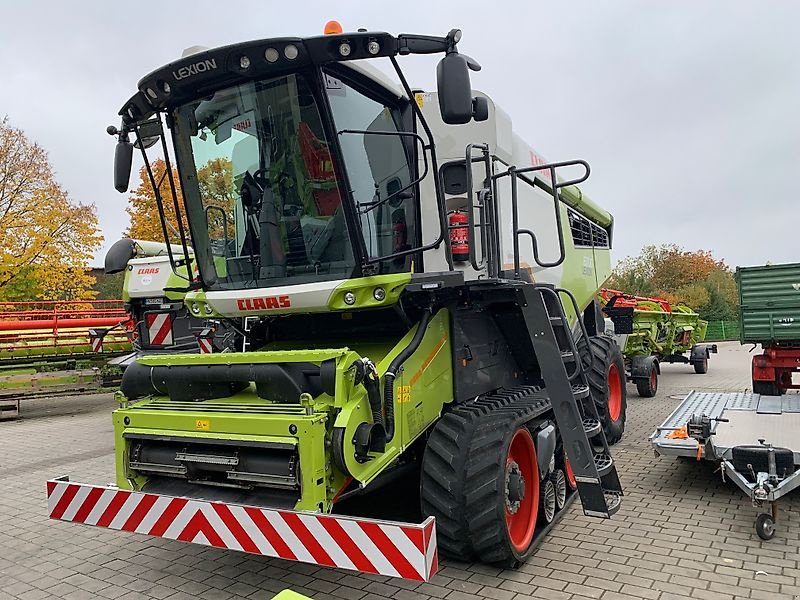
[{"left": 517, "top": 282, "right": 623, "bottom": 517}]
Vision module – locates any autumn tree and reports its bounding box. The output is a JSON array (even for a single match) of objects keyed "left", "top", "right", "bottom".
[
  {"left": 608, "top": 244, "right": 738, "bottom": 320},
  {"left": 0, "top": 119, "right": 102, "bottom": 301},
  {"left": 126, "top": 157, "right": 235, "bottom": 244}
]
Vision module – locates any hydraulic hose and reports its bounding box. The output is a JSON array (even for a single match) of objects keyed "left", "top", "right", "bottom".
[{"left": 383, "top": 309, "right": 433, "bottom": 442}]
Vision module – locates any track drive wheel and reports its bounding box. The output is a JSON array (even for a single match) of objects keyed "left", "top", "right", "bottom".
[
  {"left": 421, "top": 404, "right": 542, "bottom": 566},
  {"left": 636, "top": 363, "right": 658, "bottom": 398},
  {"left": 586, "top": 335, "right": 627, "bottom": 444}
]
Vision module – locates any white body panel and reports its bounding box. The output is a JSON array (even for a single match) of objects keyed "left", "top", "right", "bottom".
[{"left": 126, "top": 256, "right": 176, "bottom": 299}]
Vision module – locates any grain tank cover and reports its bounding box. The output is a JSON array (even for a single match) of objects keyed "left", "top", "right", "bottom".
[{"left": 737, "top": 262, "right": 800, "bottom": 344}]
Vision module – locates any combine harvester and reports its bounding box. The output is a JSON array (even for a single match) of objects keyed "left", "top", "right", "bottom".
[
  {"left": 101, "top": 238, "right": 240, "bottom": 367},
  {"left": 651, "top": 262, "right": 800, "bottom": 540},
  {"left": 600, "top": 289, "right": 716, "bottom": 397},
  {"left": 48, "top": 23, "right": 626, "bottom": 578}
]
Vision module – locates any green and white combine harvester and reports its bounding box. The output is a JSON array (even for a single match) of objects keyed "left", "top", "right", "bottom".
[
  {"left": 48, "top": 24, "right": 627, "bottom": 579},
  {"left": 102, "top": 238, "right": 240, "bottom": 363},
  {"left": 599, "top": 289, "right": 717, "bottom": 398}
]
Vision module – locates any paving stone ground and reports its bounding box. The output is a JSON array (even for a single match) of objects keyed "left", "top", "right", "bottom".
[{"left": 1, "top": 342, "right": 798, "bottom": 600}]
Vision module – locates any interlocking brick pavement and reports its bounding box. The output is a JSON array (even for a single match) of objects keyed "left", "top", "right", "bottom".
[{"left": 1, "top": 342, "right": 798, "bottom": 599}]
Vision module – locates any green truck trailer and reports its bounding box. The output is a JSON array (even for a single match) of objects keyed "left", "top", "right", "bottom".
[
  {"left": 738, "top": 262, "right": 800, "bottom": 395},
  {"left": 600, "top": 289, "right": 716, "bottom": 397}
]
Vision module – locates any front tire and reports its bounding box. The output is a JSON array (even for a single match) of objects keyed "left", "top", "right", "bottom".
[
  {"left": 420, "top": 402, "right": 543, "bottom": 566},
  {"left": 586, "top": 335, "right": 627, "bottom": 444}
]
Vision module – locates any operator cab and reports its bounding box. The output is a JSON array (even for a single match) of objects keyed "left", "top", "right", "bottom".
[{"left": 110, "top": 28, "right": 486, "bottom": 297}]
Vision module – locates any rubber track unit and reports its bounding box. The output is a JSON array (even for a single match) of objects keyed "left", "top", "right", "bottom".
[
  {"left": 585, "top": 335, "right": 627, "bottom": 445},
  {"left": 420, "top": 386, "right": 573, "bottom": 566}
]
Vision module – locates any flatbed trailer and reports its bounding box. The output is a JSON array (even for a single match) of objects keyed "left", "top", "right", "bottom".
[{"left": 651, "top": 390, "right": 800, "bottom": 540}]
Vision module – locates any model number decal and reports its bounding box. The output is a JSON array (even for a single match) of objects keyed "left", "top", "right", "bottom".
[{"left": 236, "top": 296, "right": 291, "bottom": 311}]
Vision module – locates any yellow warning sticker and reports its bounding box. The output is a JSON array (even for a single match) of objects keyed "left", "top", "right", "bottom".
[
  {"left": 414, "top": 93, "right": 425, "bottom": 108},
  {"left": 196, "top": 419, "right": 210, "bottom": 431},
  {"left": 399, "top": 385, "right": 412, "bottom": 403}
]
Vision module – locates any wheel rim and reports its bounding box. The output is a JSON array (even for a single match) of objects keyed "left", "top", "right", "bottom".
[
  {"left": 607, "top": 363, "right": 623, "bottom": 422},
  {"left": 541, "top": 480, "right": 556, "bottom": 523},
  {"left": 564, "top": 454, "right": 577, "bottom": 490},
  {"left": 504, "top": 427, "right": 539, "bottom": 552},
  {"left": 552, "top": 469, "right": 567, "bottom": 510},
  {"left": 650, "top": 368, "right": 657, "bottom": 391}
]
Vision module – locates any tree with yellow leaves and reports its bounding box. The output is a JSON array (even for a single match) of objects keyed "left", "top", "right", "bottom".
[
  {"left": 0, "top": 119, "right": 102, "bottom": 301},
  {"left": 125, "top": 157, "right": 235, "bottom": 244}
]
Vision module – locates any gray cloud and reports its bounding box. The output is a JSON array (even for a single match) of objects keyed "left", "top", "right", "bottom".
[{"left": 2, "top": 1, "right": 798, "bottom": 270}]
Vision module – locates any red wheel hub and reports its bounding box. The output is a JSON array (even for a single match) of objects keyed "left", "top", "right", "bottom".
[
  {"left": 607, "top": 363, "right": 623, "bottom": 422},
  {"left": 504, "top": 427, "right": 539, "bottom": 552},
  {"left": 650, "top": 368, "right": 657, "bottom": 391}
]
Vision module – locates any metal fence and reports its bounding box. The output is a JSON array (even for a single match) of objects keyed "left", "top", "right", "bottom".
[{"left": 705, "top": 320, "right": 740, "bottom": 341}]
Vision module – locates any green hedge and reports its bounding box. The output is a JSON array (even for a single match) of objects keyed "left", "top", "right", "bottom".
[{"left": 705, "top": 320, "right": 740, "bottom": 342}]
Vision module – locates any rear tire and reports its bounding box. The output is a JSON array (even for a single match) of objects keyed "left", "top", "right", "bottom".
[
  {"left": 636, "top": 364, "right": 658, "bottom": 398},
  {"left": 693, "top": 356, "right": 709, "bottom": 374},
  {"left": 586, "top": 335, "right": 627, "bottom": 444},
  {"left": 753, "top": 380, "right": 780, "bottom": 396}
]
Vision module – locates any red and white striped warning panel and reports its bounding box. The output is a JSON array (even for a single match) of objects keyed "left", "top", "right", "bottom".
[
  {"left": 198, "top": 337, "right": 213, "bottom": 353},
  {"left": 88, "top": 330, "right": 103, "bottom": 353},
  {"left": 197, "top": 328, "right": 214, "bottom": 354},
  {"left": 145, "top": 312, "right": 173, "bottom": 346},
  {"left": 47, "top": 478, "right": 438, "bottom": 581}
]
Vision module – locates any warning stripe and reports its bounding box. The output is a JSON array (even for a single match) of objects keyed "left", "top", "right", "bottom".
[
  {"left": 146, "top": 313, "right": 173, "bottom": 345},
  {"left": 46, "top": 480, "right": 437, "bottom": 581}
]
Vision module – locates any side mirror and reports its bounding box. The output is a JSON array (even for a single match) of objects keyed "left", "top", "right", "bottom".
[
  {"left": 114, "top": 138, "right": 134, "bottom": 193},
  {"left": 473, "top": 96, "right": 489, "bottom": 122},
  {"left": 104, "top": 238, "right": 136, "bottom": 274},
  {"left": 436, "top": 53, "right": 475, "bottom": 125}
]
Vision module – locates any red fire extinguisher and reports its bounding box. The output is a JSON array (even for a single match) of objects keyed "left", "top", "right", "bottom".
[{"left": 449, "top": 211, "right": 469, "bottom": 263}]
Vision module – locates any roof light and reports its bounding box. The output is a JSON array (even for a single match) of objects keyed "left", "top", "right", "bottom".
[
  {"left": 145, "top": 87, "right": 157, "bottom": 100},
  {"left": 367, "top": 40, "right": 380, "bottom": 55},
  {"left": 324, "top": 20, "right": 343, "bottom": 35},
  {"left": 264, "top": 47, "right": 279, "bottom": 63},
  {"left": 239, "top": 55, "right": 251, "bottom": 70},
  {"left": 338, "top": 42, "right": 351, "bottom": 57},
  {"left": 284, "top": 44, "right": 298, "bottom": 60}
]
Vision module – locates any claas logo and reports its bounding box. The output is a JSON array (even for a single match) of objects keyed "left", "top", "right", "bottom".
[
  {"left": 136, "top": 267, "right": 160, "bottom": 275},
  {"left": 237, "top": 296, "right": 291, "bottom": 311}
]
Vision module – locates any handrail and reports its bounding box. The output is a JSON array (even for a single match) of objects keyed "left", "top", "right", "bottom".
[{"left": 492, "top": 159, "right": 590, "bottom": 277}]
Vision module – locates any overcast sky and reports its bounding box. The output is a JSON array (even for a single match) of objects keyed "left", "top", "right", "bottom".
[{"left": 2, "top": 1, "right": 798, "bottom": 269}]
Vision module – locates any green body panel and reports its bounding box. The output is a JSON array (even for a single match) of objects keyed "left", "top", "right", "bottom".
[
  {"left": 737, "top": 263, "right": 800, "bottom": 345},
  {"left": 328, "top": 273, "right": 412, "bottom": 311},
  {"left": 602, "top": 297, "right": 707, "bottom": 359},
  {"left": 560, "top": 184, "right": 613, "bottom": 229},
  {"left": 553, "top": 203, "right": 612, "bottom": 325},
  {"left": 114, "top": 309, "right": 452, "bottom": 512}
]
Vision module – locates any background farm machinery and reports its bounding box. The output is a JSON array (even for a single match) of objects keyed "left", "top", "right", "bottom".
[{"left": 600, "top": 289, "right": 716, "bottom": 397}]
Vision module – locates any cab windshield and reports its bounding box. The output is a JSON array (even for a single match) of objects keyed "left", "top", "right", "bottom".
[{"left": 173, "top": 72, "right": 355, "bottom": 290}]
